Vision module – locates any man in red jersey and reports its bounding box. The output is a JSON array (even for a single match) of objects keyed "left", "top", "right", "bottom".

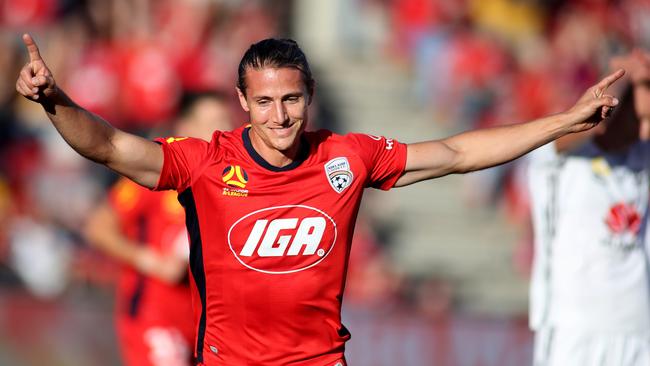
[
  {"left": 17, "top": 33, "right": 622, "bottom": 365},
  {"left": 84, "top": 92, "right": 233, "bottom": 366}
]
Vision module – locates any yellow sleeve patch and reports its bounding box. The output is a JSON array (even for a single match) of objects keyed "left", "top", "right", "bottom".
[{"left": 165, "top": 137, "right": 189, "bottom": 144}]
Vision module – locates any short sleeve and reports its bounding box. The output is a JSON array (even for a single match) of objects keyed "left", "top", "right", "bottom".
[
  {"left": 154, "top": 136, "right": 212, "bottom": 192},
  {"left": 345, "top": 133, "right": 407, "bottom": 190}
]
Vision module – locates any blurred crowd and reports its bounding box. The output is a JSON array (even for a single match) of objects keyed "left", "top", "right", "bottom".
[{"left": 380, "top": 0, "right": 650, "bottom": 278}]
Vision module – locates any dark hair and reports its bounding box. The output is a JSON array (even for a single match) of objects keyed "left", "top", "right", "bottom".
[
  {"left": 178, "top": 90, "right": 229, "bottom": 118},
  {"left": 237, "top": 38, "right": 315, "bottom": 97}
]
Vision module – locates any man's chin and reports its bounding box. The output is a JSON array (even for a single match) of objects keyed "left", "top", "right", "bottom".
[
  {"left": 270, "top": 123, "right": 302, "bottom": 140},
  {"left": 273, "top": 136, "right": 303, "bottom": 154}
]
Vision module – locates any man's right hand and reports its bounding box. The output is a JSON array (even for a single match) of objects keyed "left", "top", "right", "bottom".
[{"left": 16, "top": 33, "right": 57, "bottom": 102}]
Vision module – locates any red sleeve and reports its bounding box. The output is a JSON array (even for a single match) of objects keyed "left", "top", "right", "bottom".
[
  {"left": 345, "top": 133, "right": 407, "bottom": 190},
  {"left": 153, "top": 136, "right": 212, "bottom": 192}
]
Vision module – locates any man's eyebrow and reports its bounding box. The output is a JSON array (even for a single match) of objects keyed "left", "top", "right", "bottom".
[
  {"left": 251, "top": 95, "right": 271, "bottom": 101},
  {"left": 251, "top": 92, "right": 304, "bottom": 100},
  {"left": 282, "top": 92, "right": 303, "bottom": 98}
]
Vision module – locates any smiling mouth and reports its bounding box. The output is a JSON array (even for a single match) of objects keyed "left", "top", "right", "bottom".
[{"left": 268, "top": 124, "right": 296, "bottom": 136}]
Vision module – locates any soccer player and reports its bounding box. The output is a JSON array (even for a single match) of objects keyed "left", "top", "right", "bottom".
[
  {"left": 84, "top": 92, "right": 233, "bottom": 366},
  {"left": 528, "top": 50, "right": 650, "bottom": 366},
  {"left": 16, "top": 33, "right": 623, "bottom": 365}
]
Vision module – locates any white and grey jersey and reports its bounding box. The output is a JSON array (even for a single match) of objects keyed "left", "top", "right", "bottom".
[{"left": 528, "top": 141, "right": 650, "bottom": 333}]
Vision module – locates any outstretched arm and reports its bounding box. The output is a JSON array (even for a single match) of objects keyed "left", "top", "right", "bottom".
[
  {"left": 15, "top": 34, "right": 162, "bottom": 188},
  {"left": 84, "top": 202, "right": 188, "bottom": 284},
  {"left": 394, "top": 69, "right": 624, "bottom": 187}
]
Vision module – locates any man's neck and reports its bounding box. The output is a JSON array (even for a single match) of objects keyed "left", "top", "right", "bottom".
[{"left": 248, "top": 130, "right": 301, "bottom": 168}]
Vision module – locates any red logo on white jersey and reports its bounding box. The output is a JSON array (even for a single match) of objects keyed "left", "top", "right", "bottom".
[
  {"left": 606, "top": 202, "right": 641, "bottom": 235},
  {"left": 228, "top": 205, "right": 337, "bottom": 274}
]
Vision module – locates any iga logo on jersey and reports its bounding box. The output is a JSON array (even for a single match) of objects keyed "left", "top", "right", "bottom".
[
  {"left": 325, "top": 157, "right": 353, "bottom": 193},
  {"left": 228, "top": 205, "right": 337, "bottom": 274}
]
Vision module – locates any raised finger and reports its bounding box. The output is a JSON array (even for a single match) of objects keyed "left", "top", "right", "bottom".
[
  {"left": 22, "top": 33, "right": 43, "bottom": 63},
  {"left": 594, "top": 69, "right": 625, "bottom": 93}
]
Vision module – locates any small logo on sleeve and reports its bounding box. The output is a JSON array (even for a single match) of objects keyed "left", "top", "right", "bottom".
[
  {"left": 367, "top": 134, "right": 394, "bottom": 150},
  {"left": 165, "top": 137, "right": 188, "bottom": 144},
  {"left": 324, "top": 157, "right": 353, "bottom": 193}
]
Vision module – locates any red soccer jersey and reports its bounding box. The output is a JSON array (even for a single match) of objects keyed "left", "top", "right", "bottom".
[
  {"left": 155, "top": 126, "right": 407, "bottom": 365},
  {"left": 108, "top": 178, "right": 194, "bottom": 365}
]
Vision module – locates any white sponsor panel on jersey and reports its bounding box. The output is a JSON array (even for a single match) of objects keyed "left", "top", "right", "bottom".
[
  {"left": 228, "top": 205, "right": 337, "bottom": 274},
  {"left": 325, "top": 157, "right": 353, "bottom": 193}
]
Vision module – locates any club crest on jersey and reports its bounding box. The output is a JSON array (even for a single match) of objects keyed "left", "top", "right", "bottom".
[{"left": 325, "top": 157, "right": 353, "bottom": 193}]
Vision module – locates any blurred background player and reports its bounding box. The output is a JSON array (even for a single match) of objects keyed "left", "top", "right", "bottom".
[
  {"left": 527, "top": 50, "right": 650, "bottom": 366},
  {"left": 84, "top": 91, "right": 233, "bottom": 366}
]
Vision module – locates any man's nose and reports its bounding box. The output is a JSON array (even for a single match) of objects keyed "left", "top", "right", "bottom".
[{"left": 272, "top": 102, "right": 288, "bottom": 124}]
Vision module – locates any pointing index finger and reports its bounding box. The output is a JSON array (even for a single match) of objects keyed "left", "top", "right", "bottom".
[
  {"left": 22, "top": 33, "right": 42, "bottom": 63},
  {"left": 596, "top": 68, "right": 625, "bottom": 93}
]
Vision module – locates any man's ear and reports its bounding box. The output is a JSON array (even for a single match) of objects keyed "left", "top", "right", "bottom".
[{"left": 236, "top": 87, "right": 250, "bottom": 112}]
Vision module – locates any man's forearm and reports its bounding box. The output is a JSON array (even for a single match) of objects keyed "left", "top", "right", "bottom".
[
  {"left": 96, "top": 235, "right": 187, "bottom": 284},
  {"left": 43, "top": 87, "right": 117, "bottom": 164},
  {"left": 445, "top": 113, "right": 568, "bottom": 173}
]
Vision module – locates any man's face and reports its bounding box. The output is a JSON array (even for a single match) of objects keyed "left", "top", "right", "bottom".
[{"left": 237, "top": 66, "right": 311, "bottom": 164}]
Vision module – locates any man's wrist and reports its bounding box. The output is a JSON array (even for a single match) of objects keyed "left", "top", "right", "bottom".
[
  {"left": 133, "top": 247, "right": 156, "bottom": 274},
  {"left": 40, "top": 86, "right": 64, "bottom": 114},
  {"left": 554, "top": 111, "right": 579, "bottom": 135}
]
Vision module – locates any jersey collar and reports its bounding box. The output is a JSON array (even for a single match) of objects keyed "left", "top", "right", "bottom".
[{"left": 242, "top": 127, "right": 309, "bottom": 172}]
